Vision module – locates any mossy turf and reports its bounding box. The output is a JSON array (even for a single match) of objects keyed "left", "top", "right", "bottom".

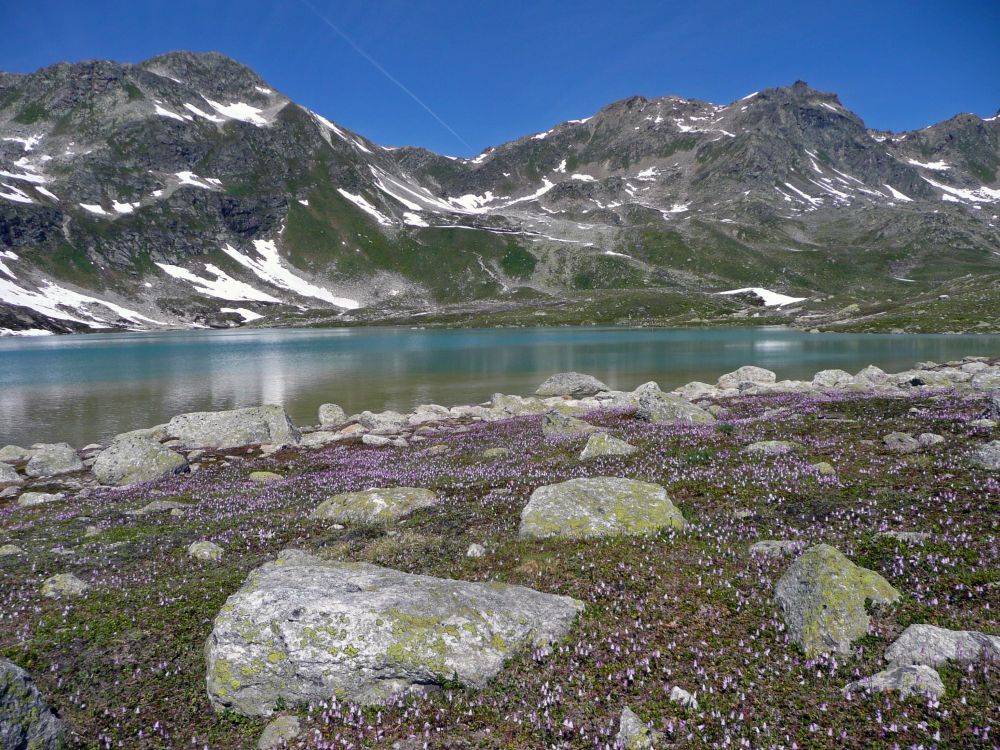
[{"left": 1, "top": 389, "right": 998, "bottom": 748}]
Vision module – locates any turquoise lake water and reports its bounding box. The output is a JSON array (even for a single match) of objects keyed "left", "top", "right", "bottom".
[{"left": 1, "top": 326, "right": 998, "bottom": 447}]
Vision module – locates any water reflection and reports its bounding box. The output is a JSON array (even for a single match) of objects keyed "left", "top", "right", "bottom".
[{"left": 1, "top": 326, "right": 997, "bottom": 447}]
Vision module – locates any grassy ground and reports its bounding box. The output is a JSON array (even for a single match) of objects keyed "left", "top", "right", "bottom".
[{"left": 1, "top": 389, "right": 998, "bottom": 748}]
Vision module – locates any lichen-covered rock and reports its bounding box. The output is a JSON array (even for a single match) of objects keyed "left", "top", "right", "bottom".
[
  {"left": 0, "top": 463, "right": 21, "bottom": 485},
  {"left": 258, "top": 714, "right": 301, "bottom": 749},
  {"left": 318, "top": 403, "right": 347, "bottom": 426},
  {"left": 674, "top": 381, "right": 720, "bottom": 400},
  {"left": 482, "top": 447, "right": 510, "bottom": 459},
  {"left": 249, "top": 471, "right": 283, "bottom": 483},
  {"left": 743, "top": 440, "right": 802, "bottom": 456},
  {"left": 485, "top": 393, "right": 550, "bottom": 419},
  {"left": 917, "top": 433, "right": 945, "bottom": 447},
  {"left": 535, "top": 372, "right": 610, "bottom": 397},
  {"left": 579, "top": 433, "right": 637, "bottom": 460},
  {"left": 843, "top": 664, "right": 945, "bottom": 699},
  {"left": 310, "top": 487, "right": 439, "bottom": 524},
  {"left": 41, "top": 573, "right": 89, "bottom": 598},
  {"left": 541, "top": 411, "right": 598, "bottom": 438},
  {"left": 774, "top": 544, "right": 900, "bottom": 655},
  {"left": 407, "top": 405, "right": 450, "bottom": 426},
  {"left": 17, "top": 492, "right": 64, "bottom": 508},
  {"left": 812, "top": 461, "right": 836, "bottom": 475},
  {"left": 355, "top": 410, "right": 407, "bottom": 434},
  {"left": 884, "top": 624, "right": 1000, "bottom": 668},
  {"left": 750, "top": 540, "right": 805, "bottom": 559},
  {"left": 126, "top": 500, "right": 191, "bottom": 516},
  {"left": 166, "top": 405, "right": 300, "bottom": 449},
  {"left": 878, "top": 531, "right": 931, "bottom": 544},
  {"left": 519, "top": 477, "right": 686, "bottom": 540},
  {"left": 853, "top": 365, "right": 889, "bottom": 386},
  {"left": 204, "top": 549, "right": 584, "bottom": 715},
  {"left": 0, "top": 544, "right": 24, "bottom": 556},
  {"left": 189, "top": 541, "right": 224, "bottom": 562},
  {"left": 636, "top": 389, "right": 715, "bottom": 426},
  {"left": 970, "top": 440, "right": 1000, "bottom": 470},
  {"left": 92, "top": 436, "right": 188, "bottom": 487},
  {"left": 0, "top": 658, "right": 67, "bottom": 749},
  {"left": 616, "top": 706, "right": 662, "bottom": 749},
  {"left": 717, "top": 365, "right": 776, "bottom": 389},
  {"left": 25, "top": 443, "right": 83, "bottom": 478},
  {"left": 884, "top": 432, "right": 920, "bottom": 454},
  {"left": 812, "top": 369, "right": 853, "bottom": 387},
  {"left": 0, "top": 445, "right": 32, "bottom": 464}
]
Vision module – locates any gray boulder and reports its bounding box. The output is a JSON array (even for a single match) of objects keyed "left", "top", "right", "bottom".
[
  {"left": 978, "top": 392, "right": 1000, "bottom": 420},
  {"left": 41, "top": 573, "right": 89, "bottom": 598},
  {"left": 774, "top": 544, "right": 900, "bottom": 655},
  {"left": 541, "top": 411, "right": 598, "bottom": 438},
  {"left": 743, "top": 440, "right": 802, "bottom": 456},
  {"left": 878, "top": 531, "right": 931, "bottom": 544},
  {"left": 25, "top": 443, "right": 83, "bottom": 478},
  {"left": 318, "top": 403, "right": 347, "bottom": 426},
  {"left": 917, "top": 433, "right": 945, "bottom": 447},
  {"left": 0, "top": 445, "right": 31, "bottom": 464},
  {"left": 485, "top": 393, "right": 550, "bottom": 420},
  {"left": 579, "top": 433, "right": 637, "bottom": 460},
  {"left": 519, "top": 477, "right": 687, "bottom": 540},
  {"left": 636, "top": 388, "right": 715, "bottom": 426},
  {"left": 189, "top": 541, "right": 224, "bottom": 562},
  {"left": 17, "top": 492, "right": 65, "bottom": 508},
  {"left": 970, "top": 440, "right": 1000, "bottom": 470},
  {"left": 669, "top": 685, "right": 699, "bottom": 711},
  {"left": 717, "top": 366, "right": 776, "bottom": 389},
  {"left": 166, "top": 405, "right": 300, "bottom": 449},
  {"left": 92, "top": 436, "right": 188, "bottom": 487},
  {"left": 258, "top": 715, "right": 301, "bottom": 749},
  {"left": 535, "top": 372, "right": 609, "bottom": 397},
  {"left": 884, "top": 624, "right": 1000, "bottom": 668},
  {"left": 616, "top": 706, "right": 662, "bottom": 749},
  {"left": 114, "top": 424, "right": 169, "bottom": 443},
  {"left": 126, "top": 500, "right": 190, "bottom": 516},
  {"left": 853, "top": 365, "right": 889, "bottom": 386},
  {"left": 0, "top": 463, "right": 21, "bottom": 486},
  {"left": 205, "top": 549, "right": 584, "bottom": 715},
  {"left": 311, "top": 487, "right": 439, "bottom": 524},
  {"left": 843, "top": 664, "right": 945, "bottom": 699},
  {"left": 0, "top": 658, "right": 67, "bottom": 749},
  {"left": 883, "top": 432, "right": 920, "bottom": 454},
  {"left": 0, "top": 544, "right": 24, "bottom": 556},
  {"left": 750, "top": 540, "right": 805, "bottom": 559},
  {"left": 812, "top": 369, "right": 853, "bottom": 388},
  {"left": 355, "top": 410, "right": 408, "bottom": 434}
]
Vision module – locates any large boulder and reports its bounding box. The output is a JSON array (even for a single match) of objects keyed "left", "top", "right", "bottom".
[
  {"left": 635, "top": 388, "right": 715, "bottom": 426},
  {"left": 205, "top": 550, "right": 584, "bottom": 715},
  {"left": 742, "top": 440, "right": 802, "bottom": 456},
  {"left": 852, "top": 365, "right": 889, "bottom": 387},
  {"left": 717, "top": 366, "right": 776, "bottom": 389},
  {"left": 41, "top": 573, "right": 89, "bottom": 598},
  {"left": 884, "top": 624, "right": 1000, "bottom": 668},
  {"left": 354, "top": 410, "right": 407, "bottom": 434},
  {"left": 812, "top": 369, "right": 853, "bottom": 388},
  {"left": 17, "top": 492, "right": 64, "bottom": 508},
  {"left": 774, "top": 544, "right": 900, "bottom": 655},
  {"left": 579, "top": 433, "right": 637, "bottom": 460},
  {"left": 970, "top": 440, "right": 1000, "bottom": 470},
  {"left": 541, "top": 411, "right": 598, "bottom": 438},
  {"left": 92, "top": 436, "right": 188, "bottom": 487},
  {"left": 0, "top": 658, "right": 67, "bottom": 749},
  {"left": 616, "top": 706, "right": 662, "bottom": 749},
  {"left": 883, "top": 432, "right": 920, "bottom": 454},
  {"left": 0, "top": 463, "right": 21, "bottom": 486},
  {"left": 0, "top": 445, "right": 31, "bottom": 464},
  {"left": 318, "top": 403, "right": 347, "bottom": 427},
  {"left": 535, "top": 372, "right": 610, "bottom": 398},
  {"left": 166, "top": 406, "right": 300, "bottom": 450},
  {"left": 25, "top": 443, "right": 83, "bottom": 478},
  {"left": 486, "top": 393, "right": 550, "bottom": 420},
  {"left": 310, "top": 487, "right": 439, "bottom": 524},
  {"left": 843, "top": 664, "right": 945, "bottom": 699},
  {"left": 519, "top": 477, "right": 687, "bottom": 540}
]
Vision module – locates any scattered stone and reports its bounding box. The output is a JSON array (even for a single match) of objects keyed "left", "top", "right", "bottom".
[
  {"left": 0, "top": 658, "right": 67, "bottom": 749},
  {"left": 188, "top": 541, "right": 224, "bottom": 562},
  {"left": 41, "top": 573, "right": 89, "bottom": 598},
  {"left": 249, "top": 471, "right": 283, "bottom": 483},
  {"left": 0, "top": 486, "right": 18, "bottom": 499},
  {"left": 482, "top": 447, "right": 510, "bottom": 459},
  {"left": 84, "top": 525, "right": 100, "bottom": 537},
  {"left": 636, "top": 388, "right": 715, "bottom": 425},
  {"left": 812, "top": 461, "right": 836, "bottom": 475},
  {"left": 579, "top": 433, "right": 638, "bottom": 460},
  {"left": 361, "top": 434, "right": 392, "bottom": 447},
  {"left": 743, "top": 440, "right": 802, "bottom": 456},
  {"left": 535, "top": 372, "right": 609, "bottom": 397},
  {"left": 355, "top": 410, "right": 408, "bottom": 434},
  {"left": 519, "top": 477, "right": 687, "bottom": 540},
  {"left": 92, "top": 436, "right": 188, "bottom": 487},
  {"left": 318, "top": 403, "right": 347, "bottom": 426},
  {"left": 616, "top": 706, "right": 662, "bottom": 749},
  {"left": 466, "top": 543, "right": 486, "bottom": 558},
  {"left": 970, "top": 418, "right": 997, "bottom": 429},
  {"left": 126, "top": 500, "right": 191, "bottom": 516},
  {"left": 774, "top": 544, "right": 900, "bottom": 655},
  {"left": 486, "top": 393, "right": 549, "bottom": 419},
  {"left": 114, "top": 424, "right": 169, "bottom": 442},
  {"left": 408, "top": 405, "right": 450, "bottom": 426},
  {"left": 0, "top": 462, "right": 22, "bottom": 485},
  {"left": 750, "top": 540, "right": 804, "bottom": 559},
  {"left": 970, "top": 440, "right": 1000, "bottom": 470},
  {"left": 311, "top": 487, "right": 439, "bottom": 524},
  {"left": 167, "top": 405, "right": 301, "bottom": 450},
  {"left": 853, "top": 365, "right": 889, "bottom": 386},
  {"left": 878, "top": 531, "right": 931, "bottom": 544},
  {"left": 0, "top": 445, "right": 31, "bottom": 464},
  {"left": 812, "top": 369, "right": 853, "bottom": 387},
  {"left": 717, "top": 366, "right": 776, "bottom": 389},
  {"left": 299, "top": 431, "right": 343, "bottom": 448},
  {"left": 16, "top": 492, "right": 64, "bottom": 508},
  {"left": 844, "top": 664, "right": 945, "bottom": 699},
  {"left": 0, "top": 544, "right": 24, "bottom": 556},
  {"left": 205, "top": 549, "right": 584, "bottom": 714},
  {"left": 420, "top": 444, "right": 448, "bottom": 457},
  {"left": 541, "top": 411, "right": 599, "bottom": 437},
  {"left": 917, "top": 433, "right": 945, "bottom": 447},
  {"left": 25, "top": 443, "right": 84, "bottom": 478},
  {"left": 186, "top": 449, "right": 206, "bottom": 461},
  {"left": 884, "top": 624, "right": 1000, "bottom": 668},
  {"left": 978, "top": 392, "right": 1000, "bottom": 420},
  {"left": 669, "top": 685, "right": 699, "bottom": 711},
  {"left": 883, "top": 432, "right": 920, "bottom": 454},
  {"left": 258, "top": 715, "right": 301, "bottom": 749}
]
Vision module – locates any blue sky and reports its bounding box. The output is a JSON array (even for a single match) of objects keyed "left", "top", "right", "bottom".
[{"left": 4, "top": 0, "right": 999, "bottom": 156}]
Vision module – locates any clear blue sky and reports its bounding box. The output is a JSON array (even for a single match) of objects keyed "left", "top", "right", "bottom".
[{"left": 4, "top": 0, "right": 999, "bottom": 157}]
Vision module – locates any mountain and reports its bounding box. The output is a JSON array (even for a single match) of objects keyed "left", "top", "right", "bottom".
[{"left": 1, "top": 52, "right": 998, "bottom": 335}]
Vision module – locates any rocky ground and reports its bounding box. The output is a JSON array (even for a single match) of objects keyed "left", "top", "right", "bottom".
[{"left": 1, "top": 358, "right": 999, "bottom": 748}]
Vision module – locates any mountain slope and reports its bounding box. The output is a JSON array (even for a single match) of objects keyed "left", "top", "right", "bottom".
[{"left": 1, "top": 53, "right": 998, "bottom": 334}]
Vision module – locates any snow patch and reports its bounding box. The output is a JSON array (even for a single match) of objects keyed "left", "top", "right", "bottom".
[
  {"left": 883, "top": 184, "right": 914, "bottom": 202},
  {"left": 403, "top": 212, "right": 429, "bottom": 227},
  {"left": 175, "top": 171, "right": 222, "bottom": 190},
  {"left": 337, "top": 188, "right": 393, "bottom": 225},
  {"left": 183, "top": 103, "right": 225, "bottom": 123},
  {"left": 570, "top": 174, "right": 596, "bottom": 182},
  {"left": 221, "top": 307, "right": 264, "bottom": 322},
  {"left": 1, "top": 183, "right": 34, "bottom": 204},
  {"left": 80, "top": 203, "right": 109, "bottom": 216},
  {"left": 717, "top": 287, "right": 807, "bottom": 306},
  {"left": 907, "top": 159, "right": 950, "bottom": 171},
  {"left": 922, "top": 176, "right": 1000, "bottom": 204},
  {"left": 203, "top": 97, "right": 268, "bottom": 127},
  {"left": 35, "top": 186, "right": 59, "bottom": 201},
  {"left": 157, "top": 262, "right": 279, "bottom": 303},
  {"left": 154, "top": 103, "right": 190, "bottom": 122}
]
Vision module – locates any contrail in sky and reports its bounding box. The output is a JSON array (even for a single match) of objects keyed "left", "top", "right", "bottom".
[{"left": 297, "top": 0, "right": 472, "bottom": 150}]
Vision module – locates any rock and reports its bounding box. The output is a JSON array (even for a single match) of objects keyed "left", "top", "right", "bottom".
[
  {"left": 16, "top": 492, "right": 64, "bottom": 508},
  {"left": 674, "top": 381, "right": 720, "bottom": 400},
  {"left": 0, "top": 544, "right": 24, "bottom": 556},
  {"left": 189, "top": 541, "right": 224, "bottom": 562},
  {"left": 541, "top": 411, "right": 598, "bottom": 438},
  {"left": 166, "top": 405, "right": 300, "bottom": 450},
  {"left": 774, "top": 544, "right": 900, "bottom": 655},
  {"left": 917, "top": 433, "right": 945, "bottom": 447},
  {"left": 114, "top": 424, "right": 169, "bottom": 442},
  {"left": 0, "top": 487, "right": 18, "bottom": 499},
  {"left": 717, "top": 366, "right": 777, "bottom": 389},
  {"left": 970, "top": 440, "right": 1000, "bottom": 470},
  {"left": 41, "top": 573, "right": 89, "bottom": 598},
  {"left": 843, "top": 664, "right": 945, "bottom": 699},
  {"left": 743, "top": 440, "right": 802, "bottom": 456},
  {"left": 0, "top": 463, "right": 22, "bottom": 486},
  {"left": 579, "top": 433, "right": 637, "bottom": 460},
  {"left": 486, "top": 393, "right": 549, "bottom": 419},
  {"left": 126, "top": 499, "right": 191, "bottom": 516},
  {"left": 361, "top": 434, "right": 392, "bottom": 447},
  {"left": 812, "top": 461, "right": 836, "bottom": 475},
  {"left": 812, "top": 369, "right": 853, "bottom": 387},
  {"left": 535, "top": 372, "right": 609, "bottom": 397},
  {"left": 258, "top": 715, "right": 301, "bottom": 749},
  {"left": 883, "top": 432, "right": 920, "bottom": 454},
  {"left": 311, "top": 487, "right": 439, "bottom": 524},
  {"left": 299, "top": 431, "right": 343, "bottom": 449},
  {"left": 0, "top": 445, "right": 31, "bottom": 464},
  {"left": 466, "top": 543, "right": 486, "bottom": 558},
  {"left": 884, "top": 624, "right": 1000, "bottom": 668},
  {"left": 482, "top": 447, "right": 510, "bottom": 459},
  {"left": 970, "top": 418, "right": 997, "bottom": 429},
  {"left": 971, "top": 371, "right": 1000, "bottom": 390},
  {"left": 636, "top": 388, "right": 715, "bottom": 426},
  {"left": 878, "top": 531, "right": 931, "bottom": 544},
  {"left": 249, "top": 471, "right": 283, "bottom": 483},
  {"left": 205, "top": 549, "right": 584, "bottom": 715},
  {"left": 92, "top": 436, "right": 188, "bottom": 487},
  {"left": 853, "top": 365, "right": 889, "bottom": 386},
  {"left": 519, "top": 477, "right": 687, "bottom": 540},
  {"left": 355, "top": 410, "right": 408, "bottom": 434},
  {"left": 0, "top": 658, "right": 67, "bottom": 749},
  {"left": 616, "top": 706, "right": 662, "bottom": 749},
  {"left": 25, "top": 443, "right": 84, "bottom": 478},
  {"left": 318, "top": 403, "right": 347, "bottom": 426},
  {"left": 408, "top": 405, "right": 450, "bottom": 426},
  {"left": 750, "top": 540, "right": 805, "bottom": 559},
  {"left": 669, "top": 685, "right": 699, "bottom": 711}
]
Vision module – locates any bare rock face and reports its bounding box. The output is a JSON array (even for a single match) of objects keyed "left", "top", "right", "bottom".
[
  {"left": 0, "top": 658, "right": 67, "bottom": 749},
  {"left": 535, "top": 372, "right": 610, "bottom": 398},
  {"left": 205, "top": 550, "right": 584, "bottom": 716},
  {"left": 166, "top": 405, "right": 300, "bottom": 449}
]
